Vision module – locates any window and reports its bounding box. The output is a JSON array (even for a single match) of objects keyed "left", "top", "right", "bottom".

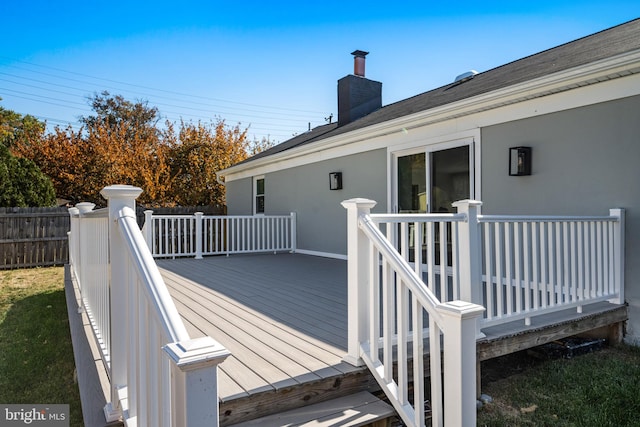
[{"left": 254, "top": 177, "right": 265, "bottom": 214}]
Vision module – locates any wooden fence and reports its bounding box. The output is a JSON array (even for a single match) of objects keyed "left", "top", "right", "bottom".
[
  {"left": 0, "top": 205, "right": 226, "bottom": 269},
  {"left": 0, "top": 207, "right": 70, "bottom": 269}
]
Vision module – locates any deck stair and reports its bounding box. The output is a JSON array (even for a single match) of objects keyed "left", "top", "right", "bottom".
[{"left": 228, "top": 391, "right": 395, "bottom": 427}]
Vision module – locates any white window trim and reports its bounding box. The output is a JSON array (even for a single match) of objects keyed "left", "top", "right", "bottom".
[
  {"left": 388, "top": 131, "right": 481, "bottom": 214},
  {"left": 253, "top": 175, "right": 265, "bottom": 216}
]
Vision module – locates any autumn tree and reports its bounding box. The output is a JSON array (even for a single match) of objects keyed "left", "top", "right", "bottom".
[
  {"left": 170, "top": 119, "right": 248, "bottom": 206},
  {"left": 13, "top": 93, "right": 255, "bottom": 207},
  {"left": 81, "top": 91, "right": 160, "bottom": 140}
]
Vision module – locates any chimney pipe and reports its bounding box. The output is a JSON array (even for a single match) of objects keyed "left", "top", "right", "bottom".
[{"left": 352, "top": 50, "right": 368, "bottom": 77}]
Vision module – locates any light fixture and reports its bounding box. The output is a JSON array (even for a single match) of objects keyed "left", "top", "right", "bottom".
[
  {"left": 329, "top": 172, "right": 343, "bottom": 190},
  {"left": 509, "top": 147, "right": 532, "bottom": 176}
]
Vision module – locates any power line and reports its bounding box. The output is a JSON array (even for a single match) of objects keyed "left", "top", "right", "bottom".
[
  {"left": 0, "top": 58, "right": 329, "bottom": 141},
  {"left": 1, "top": 58, "right": 328, "bottom": 114}
]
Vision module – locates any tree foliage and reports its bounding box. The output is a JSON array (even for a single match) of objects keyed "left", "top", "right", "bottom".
[
  {"left": 11, "top": 92, "right": 265, "bottom": 207},
  {"left": 0, "top": 142, "right": 56, "bottom": 207},
  {"left": 170, "top": 120, "right": 248, "bottom": 206},
  {"left": 0, "top": 105, "right": 45, "bottom": 149},
  {"left": 0, "top": 104, "right": 56, "bottom": 207}
]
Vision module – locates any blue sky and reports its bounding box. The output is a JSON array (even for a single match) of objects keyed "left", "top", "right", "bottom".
[{"left": 0, "top": 1, "right": 638, "bottom": 142}]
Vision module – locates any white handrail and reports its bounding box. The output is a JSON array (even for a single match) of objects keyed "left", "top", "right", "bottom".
[
  {"left": 342, "top": 198, "right": 484, "bottom": 427},
  {"left": 117, "top": 207, "right": 190, "bottom": 342},
  {"left": 70, "top": 186, "right": 230, "bottom": 427}
]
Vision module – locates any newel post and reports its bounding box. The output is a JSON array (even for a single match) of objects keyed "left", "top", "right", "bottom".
[
  {"left": 609, "top": 208, "right": 625, "bottom": 305},
  {"left": 439, "top": 300, "right": 485, "bottom": 427},
  {"left": 164, "top": 336, "right": 230, "bottom": 427},
  {"left": 341, "top": 198, "right": 377, "bottom": 366},
  {"left": 143, "top": 210, "right": 154, "bottom": 252},
  {"left": 194, "top": 212, "right": 204, "bottom": 259},
  {"left": 453, "top": 200, "right": 483, "bottom": 302},
  {"left": 290, "top": 212, "right": 297, "bottom": 253},
  {"left": 100, "top": 185, "right": 143, "bottom": 420}
]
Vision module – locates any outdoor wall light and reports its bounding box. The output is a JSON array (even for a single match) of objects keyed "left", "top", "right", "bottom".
[
  {"left": 509, "top": 147, "right": 532, "bottom": 176},
  {"left": 329, "top": 172, "right": 343, "bottom": 190}
]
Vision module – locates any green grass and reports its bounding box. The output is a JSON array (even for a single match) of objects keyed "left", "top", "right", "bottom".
[
  {"left": 477, "top": 345, "right": 640, "bottom": 426},
  {"left": 0, "top": 267, "right": 83, "bottom": 427}
]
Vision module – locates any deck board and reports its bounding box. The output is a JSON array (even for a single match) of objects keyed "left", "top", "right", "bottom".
[{"left": 158, "top": 253, "right": 359, "bottom": 403}]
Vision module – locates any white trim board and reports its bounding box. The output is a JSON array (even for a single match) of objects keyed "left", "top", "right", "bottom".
[{"left": 295, "top": 248, "right": 347, "bottom": 261}]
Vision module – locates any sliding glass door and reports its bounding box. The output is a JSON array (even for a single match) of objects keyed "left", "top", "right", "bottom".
[
  {"left": 394, "top": 143, "right": 473, "bottom": 265},
  {"left": 395, "top": 144, "right": 471, "bottom": 214}
]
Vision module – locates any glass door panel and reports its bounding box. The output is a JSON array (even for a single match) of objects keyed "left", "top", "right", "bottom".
[
  {"left": 395, "top": 144, "right": 471, "bottom": 267},
  {"left": 431, "top": 145, "right": 469, "bottom": 266},
  {"left": 431, "top": 146, "right": 470, "bottom": 213},
  {"left": 397, "top": 153, "right": 426, "bottom": 213}
]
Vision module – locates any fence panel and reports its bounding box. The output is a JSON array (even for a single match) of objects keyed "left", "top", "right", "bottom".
[{"left": 0, "top": 207, "right": 70, "bottom": 269}]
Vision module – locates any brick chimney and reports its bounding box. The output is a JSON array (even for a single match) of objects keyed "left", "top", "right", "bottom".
[{"left": 337, "top": 50, "right": 382, "bottom": 126}]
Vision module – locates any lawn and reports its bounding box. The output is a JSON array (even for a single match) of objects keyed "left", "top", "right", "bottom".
[
  {"left": 477, "top": 344, "right": 640, "bottom": 426},
  {"left": 0, "top": 267, "right": 83, "bottom": 427}
]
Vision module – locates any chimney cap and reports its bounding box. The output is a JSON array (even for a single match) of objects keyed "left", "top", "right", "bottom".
[{"left": 351, "top": 50, "right": 369, "bottom": 58}]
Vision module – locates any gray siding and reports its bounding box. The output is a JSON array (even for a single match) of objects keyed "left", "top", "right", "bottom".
[
  {"left": 225, "top": 177, "right": 253, "bottom": 215},
  {"left": 226, "top": 149, "right": 387, "bottom": 255},
  {"left": 268, "top": 149, "right": 387, "bottom": 255},
  {"left": 481, "top": 95, "right": 640, "bottom": 341}
]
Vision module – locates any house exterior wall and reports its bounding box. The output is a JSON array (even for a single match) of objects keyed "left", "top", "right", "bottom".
[
  {"left": 481, "top": 94, "right": 640, "bottom": 342},
  {"left": 225, "top": 177, "right": 253, "bottom": 215},
  {"left": 225, "top": 148, "right": 388, "bottom": 256}
]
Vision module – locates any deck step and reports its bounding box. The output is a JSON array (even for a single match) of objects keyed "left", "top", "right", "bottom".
[{"left": 228, "top": 391, "right": 396, "bottom": 427}]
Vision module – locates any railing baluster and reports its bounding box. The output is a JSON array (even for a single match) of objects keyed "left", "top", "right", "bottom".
[
  {"left": 429, "top": 318, "right": 443, "bottom": 427},
  {"left": 597, "top": 221, "right": 604, "bottom": 297},
  {"left": 505, "top": 222, "right": 513, "bottom": 315},
  {"left": 494, "top": 222, "right": 503, "bottom": 317},
  {"left": 397, "top": 282, "right": 408, "bottom": 406},
  {"left": 427, "top": 222, "right": 435, "bottom": 293},
  {"left": 451, "top": 222, "right": 459, "bottom": 300},
  {"left": 570, "top": 222, "right": 577, "bottom": 303},
  {"left": 590, "top": 221, "right": 597, "bottom": 298},
  {"left": 383, "top": 258, "right": 393, "bottom": 380},
  {"left": 484, "top": 223, "right": 494, "bottom": 320},
  {"left": 439, "top": 221, "right": 448, "bottom": 302},
  {"left": 523, "top": 222, "right": 531, "bottom": 325},
  {"left": 412, "top": 297, "right": 425, "bottom": 427},
  {"left": 514, "top": 222, "right": 522, "bottom": 316}
]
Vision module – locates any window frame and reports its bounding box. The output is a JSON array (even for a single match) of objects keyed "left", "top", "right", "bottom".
[{"left": 253, "top": 175, "right": 265, "bottom": 215}]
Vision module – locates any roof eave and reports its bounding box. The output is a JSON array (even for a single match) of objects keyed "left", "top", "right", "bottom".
[{"left": 220, "top": 48, "right": 640, "bottom": 180}]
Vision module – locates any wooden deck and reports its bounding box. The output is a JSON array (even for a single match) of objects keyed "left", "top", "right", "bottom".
[
  {"left": 157, "top": 254, "right": 375, "bottom": 426},
  {"left": 157, "top": 252, "right": 627, "bottom": 425}
]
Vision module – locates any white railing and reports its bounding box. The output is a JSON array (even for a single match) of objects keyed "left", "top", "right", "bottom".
[
  {"left": 343, "top": 198, "right": 625, "bottom": 426},
  {"left": 142, "top": 211, "right": 297, "bottom": 258},
  {"left": 69, "top": 185, "right": 230, "bottom": 427},
  {"left": 68, "top": 203, "right": 111, "bottom": 368},
  {"left": 478, "top": 210, "right": 625, "bottom": 327},
  {"left": 365, "top": 201, "right": 624, "bottom": 330},
  {"left": 342, "top": 199, "right": 484, "bottom": 427}
]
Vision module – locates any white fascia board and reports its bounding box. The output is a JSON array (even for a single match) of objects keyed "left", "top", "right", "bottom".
[{"left": 221, "top": 49, "right": 640, "bottom": 182}]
